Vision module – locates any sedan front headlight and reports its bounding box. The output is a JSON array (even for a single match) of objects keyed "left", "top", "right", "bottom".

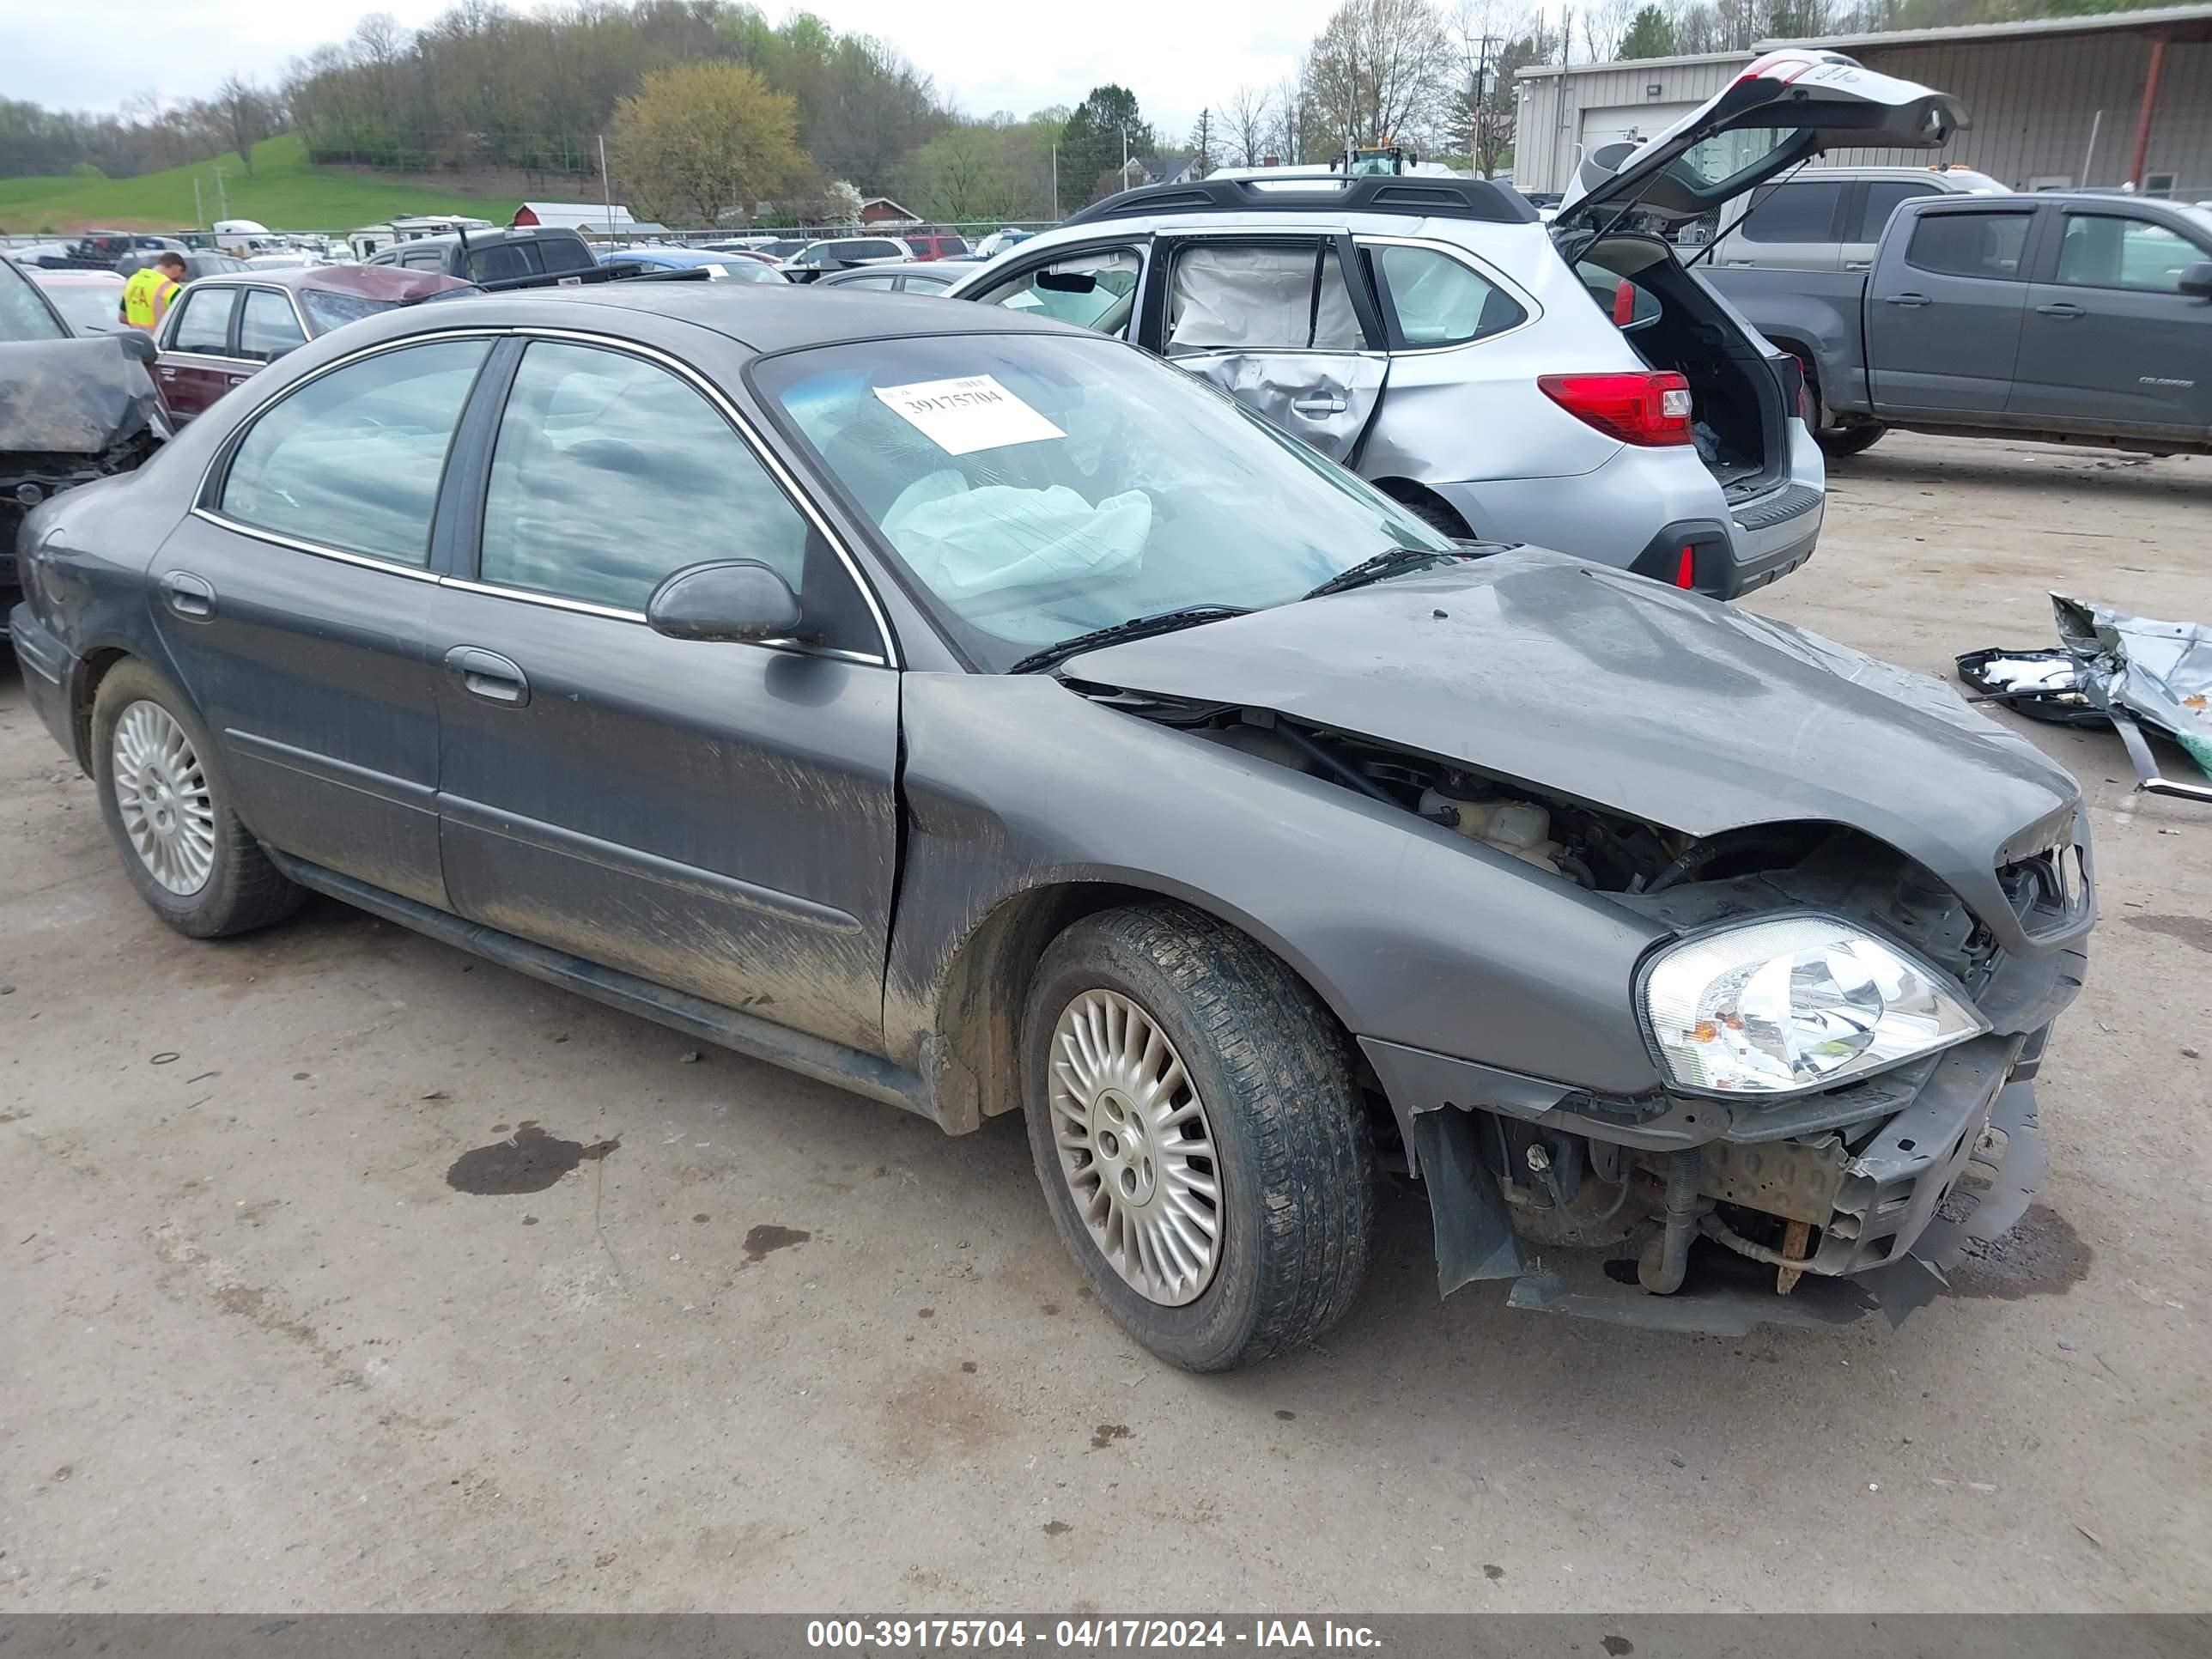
[{"left": 1640, "top": 915, "right": 1987, "bottom": 1096}]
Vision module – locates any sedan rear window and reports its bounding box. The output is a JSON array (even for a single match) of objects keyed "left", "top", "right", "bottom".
[
  {"left": 219, "top": 339, "right": 489, "bottom": 567},
  {"left": 299, "top": 288, "right": 402, "bottom": 333}
]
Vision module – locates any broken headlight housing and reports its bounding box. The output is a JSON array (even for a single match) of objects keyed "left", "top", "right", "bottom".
[{"left": 1639, "top": 915, "right": 1987, "bottom": 1096}]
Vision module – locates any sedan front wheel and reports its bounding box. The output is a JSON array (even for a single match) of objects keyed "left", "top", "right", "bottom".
[{"left": 1022, "top": 904, "right": 1374, "bottom": 1371}]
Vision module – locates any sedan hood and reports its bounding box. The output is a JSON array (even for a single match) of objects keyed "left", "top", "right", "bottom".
[
  {"left": 0, "top": 336, "right": 161, "bottom": 457},
  {"left": 1064, "top": 551, "right": 2078, "bottom": 937}
]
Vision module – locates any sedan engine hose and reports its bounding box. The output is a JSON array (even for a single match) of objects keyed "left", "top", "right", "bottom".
[{"left": 1638, "top": 1149, "right": 1704, "bottom": 1295}]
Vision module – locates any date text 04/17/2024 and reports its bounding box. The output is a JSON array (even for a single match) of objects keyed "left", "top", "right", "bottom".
[{"left": 805, "top": 1620, "right": 1384, "bottom": 1650}]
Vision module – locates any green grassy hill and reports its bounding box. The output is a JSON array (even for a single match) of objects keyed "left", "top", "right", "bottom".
[{"left": 0, "top": 135, "right": 518, "bottom": 235}]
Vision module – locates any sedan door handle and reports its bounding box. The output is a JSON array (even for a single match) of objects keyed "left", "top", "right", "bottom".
[
  {"left": 443, "top": 646, "right": 530, "bottom": 707},
  {"left": 2034, "top": 301, "right": 2087, "bottom": 319},
  {"left": 1884, "top": 292, "right": 1932, "bottom": 307},
  {"left": 1291, "top": 392, "right": 1349, "bottom": 416},
  {"left": 1844, "top": 260, "right": 1873, "bottom": 270},
  {"left": 158, "top": 568, "right": 215, "bottom": 620}
]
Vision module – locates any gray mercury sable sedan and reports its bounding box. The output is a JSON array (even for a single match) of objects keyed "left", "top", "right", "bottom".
[{"left": 8, "top": 285, "right": 2091, "bottom": 1367}]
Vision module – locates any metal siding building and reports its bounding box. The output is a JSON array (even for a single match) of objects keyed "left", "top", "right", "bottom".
[{"left": 1515, "top": 7, "right": 2212, "bottom": 198}]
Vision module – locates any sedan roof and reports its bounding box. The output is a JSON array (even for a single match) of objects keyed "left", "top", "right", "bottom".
[
  {"left": 472, "top": 281, "right": 1080, "bottom": 354},
  {"left": 242, "top": 264, "right": 472, "bottom": 302}
]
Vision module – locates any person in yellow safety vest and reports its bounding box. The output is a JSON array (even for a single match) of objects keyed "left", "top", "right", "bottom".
[{"left": 119, "top": 253, "right": 188, "bottom": 332}]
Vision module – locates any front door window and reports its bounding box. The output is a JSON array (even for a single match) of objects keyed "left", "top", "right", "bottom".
[{"left": 972, "top": 248, "right": 1141, "bottom": 336}]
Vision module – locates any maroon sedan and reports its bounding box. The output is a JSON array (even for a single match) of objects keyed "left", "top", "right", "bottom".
[{"left": 154, "top": 264, "right": 471, "bottom": 423}]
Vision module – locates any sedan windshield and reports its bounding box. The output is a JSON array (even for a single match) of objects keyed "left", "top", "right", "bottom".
[
  {"left": 754, "top": 331, "right": 1452, "bottom": 670},
  {"left": 0, "top": 260, "right": 70, "bottom": 342},
  {"left": 36, "top": 278, "right": 124, "bottom": 335}
]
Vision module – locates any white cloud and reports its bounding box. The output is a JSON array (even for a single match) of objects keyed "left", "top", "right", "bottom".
[{"left": 4, "top": 0, "right": 1329, "bottom": 143}]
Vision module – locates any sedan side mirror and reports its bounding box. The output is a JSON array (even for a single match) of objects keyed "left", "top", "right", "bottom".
[
  {"left": 647, "top": 559, "right": 805, "bottom": 644},
  {"left": 2179, "top": 260, "right": 2212, "bottom": 301},
  {"left": 116, "top": 330, "right": 157, "bottom": 365}
]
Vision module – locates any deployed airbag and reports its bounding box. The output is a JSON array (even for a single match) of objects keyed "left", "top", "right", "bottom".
[
  {"left": 881, "top": 469, "right": 1152, "bottom": 601},
  {"left": 1169, "top": 246, "right": 1361, "bottom": 352}
]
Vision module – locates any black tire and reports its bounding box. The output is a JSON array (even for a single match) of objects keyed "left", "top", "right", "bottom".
[
  {"left": 1817, "top": 422, "right": 1887, "bottom": 458},
  {"left": 1020, "top": 904, "right": 1374, "bottom": 1371},
  {"left": 89, "top": 658, "right": 303, "bottom": 939}
]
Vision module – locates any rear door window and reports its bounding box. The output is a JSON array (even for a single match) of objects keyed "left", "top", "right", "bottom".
[
  {"left": 538, "top": 236, "right": 592, "bottom": 274},
  {"left": 1370, "top": 244, "right": 1525, "bottom": 347},
  {"left": 2056, "top": 215, "right": 2205, "bottom": 291},
  {"left": 1737, "top": 179, "right": 1846, "bottom": 244},
  {"left": 466, "top": 243, "right": 534, "bottom": 282},
  {"left": 219, "top": 339, "right": 489, "bottom": 566},
  {"left": 1165, "top": 242, "right": 1364, "bottom": 352},
  {"left": 236, "top": 289, "right": 306, "bottom": 362},
  {"left": 1856, "top": 181, "right": 1941, "bottom": 242},
  {"left": 1905, "top": 210, "right": 2034, "bottom": 280},
  {"left": 169, "top": 286, "right": 237, "bottom": 355}
]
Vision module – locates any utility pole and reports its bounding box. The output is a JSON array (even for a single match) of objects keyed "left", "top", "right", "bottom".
[
  {"left": 213, "top": 163, "right": 228, "bottom": 222},
  {"left": 1051, "top": 144, "right": 1060, "bottom": 221},
  {"left": 1121, "top": 125, "right": 1129, "bottom": 191},
  {"left": 193, "top": 176, "right": 204, "bottom": 228},
  {"left": 1471, "top": 34, "right": 1501, "bottom": 175},
  {"left": 598, "top": 135, "right": 616, "bottom": 238}
]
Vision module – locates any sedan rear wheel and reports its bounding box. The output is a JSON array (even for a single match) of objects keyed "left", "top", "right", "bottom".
[
  {"left": 1023, "top": 904, "right": 1374, "bottom": 1371},
  {"left": 90, "top": 659, "right": 303, "bottom": 939}
]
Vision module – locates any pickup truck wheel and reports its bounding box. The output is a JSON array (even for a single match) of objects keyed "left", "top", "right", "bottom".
[
  {"left": 90, "top": 659, "right": 303, "bottom": 939},
  {"left": 1817, "top": 422, "right": 1887, "bottom": 458},
  {"left": 1021, "top": 904, "right": 1374, "bottom": 1371}
]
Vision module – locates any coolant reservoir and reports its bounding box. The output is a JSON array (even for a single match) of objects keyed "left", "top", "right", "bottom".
[{"left": 1419, "top": 789, "right": 1565, "bottom": 874}]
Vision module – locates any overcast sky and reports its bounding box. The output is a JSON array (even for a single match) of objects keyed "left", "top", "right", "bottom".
[{"left": 7, "top": 0, "right": 1329, "bottom": 143}]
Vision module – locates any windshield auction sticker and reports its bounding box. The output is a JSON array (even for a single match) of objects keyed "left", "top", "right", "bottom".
[{"left": 874, "top": 374, "right": 1066, "bottom": 455}]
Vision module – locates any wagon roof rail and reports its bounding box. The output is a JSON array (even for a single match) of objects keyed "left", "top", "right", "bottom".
[{"left": 1059, "top": 174, "right": 1540, "bottom": 229}]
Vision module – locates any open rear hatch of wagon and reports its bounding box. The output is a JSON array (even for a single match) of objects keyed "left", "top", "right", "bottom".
[
  {"left": 1552, "top": 50, "right": 1966, "bottom": 241},
  {"left": 1551, "top": 51, "right": 1965, "bottom": 507}
]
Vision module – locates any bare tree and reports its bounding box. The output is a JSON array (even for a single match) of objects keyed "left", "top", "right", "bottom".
[
  {"left": 213, "top": 76, "right": 278, "bottom": 174},
  {"left": 1302, "top": 0, "right": 1453, "bottom": 155},
  {"left": 1578, "top": 0, "right": 1634, "bottom": 61},
  {"left": 1223, "top": 84, "right": 1273, "bottom": 167}
]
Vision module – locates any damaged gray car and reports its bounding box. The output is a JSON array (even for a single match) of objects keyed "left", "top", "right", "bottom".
[
  {"left": 7, "top": 285, "right": 2091, "bottom": 1368},
  {"left": 1, "top": 254, "right": 167, "bottom": 630}
]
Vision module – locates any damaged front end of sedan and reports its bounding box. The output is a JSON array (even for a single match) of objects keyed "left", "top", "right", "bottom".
[{"left": 1060, "top": 562, "right": 2092, "bottom": 1335}]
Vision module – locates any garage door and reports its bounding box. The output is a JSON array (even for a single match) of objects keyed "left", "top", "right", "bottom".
[{"left": 1577, "top": 102, "right": 1700, "bottom": 161}]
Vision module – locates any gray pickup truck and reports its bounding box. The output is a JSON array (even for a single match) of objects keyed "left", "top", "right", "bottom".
[{"left": 1704, "top": 191, "right": 2212, "bottom": 457}]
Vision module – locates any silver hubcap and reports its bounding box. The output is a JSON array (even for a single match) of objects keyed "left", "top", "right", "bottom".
[
  {"left": 112, "top": 701, "right": 216, "bottom": 896},
  {"left": 1048, "top": 988, "right": 1221, "bottom": 1306}
]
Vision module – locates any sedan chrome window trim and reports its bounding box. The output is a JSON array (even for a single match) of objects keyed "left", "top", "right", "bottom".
[
  {"left": 188, "top": 508, "right": 890, "bottom": 669},
  {"left": 435, "top": 575, "right": 890, "bottom": 667},
  {"left": 191, "top": 322, "right": 899, "bottom": 666},
  {"left": 190, "top": 506, "right": 444, "bottom": 581}
]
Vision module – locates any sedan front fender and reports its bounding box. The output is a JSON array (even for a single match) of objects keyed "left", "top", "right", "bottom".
[{"left": 884, "top": 673, "right": 1669, "bottom": 1126}]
